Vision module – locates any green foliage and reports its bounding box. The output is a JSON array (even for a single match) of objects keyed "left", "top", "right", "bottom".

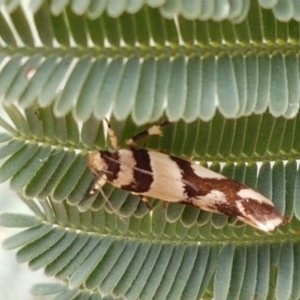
[{"left": 1, "top": 1, "right": 300, "bottom": 299}]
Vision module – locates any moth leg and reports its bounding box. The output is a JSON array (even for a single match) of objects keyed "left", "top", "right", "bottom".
[
  {"left": 88, "top": 174, "right": 107, "bottom": 196},
  {"left": 104, "top": 118, "right": 119, "bottom": 150},
  {"left": 159, "top": 201, "right": 168, "bottom": 209},
  {"left": 126, "top": 121, "right": 170, "bottom": 147},
  {"left": 140, "top": 196, "right": 152, "bottom": 210},
  {"left": 140, "top": 196, "right": 168, "bottom": 210},
  {"left": 141, "top": 196, "right": 148, "bottom": 203}
]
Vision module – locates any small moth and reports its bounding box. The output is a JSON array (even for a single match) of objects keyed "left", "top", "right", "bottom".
[{"left": 87, "top": 122, "right": 285, "bottom": 232}]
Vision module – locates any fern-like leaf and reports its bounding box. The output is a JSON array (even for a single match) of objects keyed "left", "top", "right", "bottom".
[{"left": 1, "top": 1, "right": 300, "bottom": 299}]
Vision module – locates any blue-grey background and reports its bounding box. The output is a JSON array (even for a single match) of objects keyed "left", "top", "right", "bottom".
[{"left": 0, "top": 182, "right": 51, "bottom": 299}]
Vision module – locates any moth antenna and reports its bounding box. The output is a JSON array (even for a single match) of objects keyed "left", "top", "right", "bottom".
[
  {"left": 99, "top": 188, "right": 113, "bottom": 210},
  {"left": 99, "top": 187, "right": 126, "bottom": 222}
]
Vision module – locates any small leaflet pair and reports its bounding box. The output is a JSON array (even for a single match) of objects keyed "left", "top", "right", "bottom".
[{"left": 87, "top": 121, "right": 286, "bottom": 232}]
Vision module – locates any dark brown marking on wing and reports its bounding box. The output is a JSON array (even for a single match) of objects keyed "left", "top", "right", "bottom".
[
  {"left": 238, "top": 199, "right": 282, "bottom": 222},
  {"left": 170, "top": 155, "right": 249, "bottom": 203},
  {"left": 100, "top": 150, "right": 120, "bottom": 181},
  {"left": 121, "top": 149, "right": 153, "bottom": 193}
]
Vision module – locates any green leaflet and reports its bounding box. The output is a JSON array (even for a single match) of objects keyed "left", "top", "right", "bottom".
[{"left": 0, "top": 213, "right": 38, "bottom": 228}]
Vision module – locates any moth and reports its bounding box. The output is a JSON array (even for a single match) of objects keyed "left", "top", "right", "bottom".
[{"left": 87, "top": 121, "right": 285, "bottom": 232}]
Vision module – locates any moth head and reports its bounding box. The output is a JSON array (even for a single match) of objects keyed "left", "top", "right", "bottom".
[{"left": 87, "top": 151, "right": 108, "bottom": 175}]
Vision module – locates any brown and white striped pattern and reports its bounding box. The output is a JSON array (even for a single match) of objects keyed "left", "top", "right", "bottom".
[{"left": 87, "top": 149, "right": 286, "bottom": 232}]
